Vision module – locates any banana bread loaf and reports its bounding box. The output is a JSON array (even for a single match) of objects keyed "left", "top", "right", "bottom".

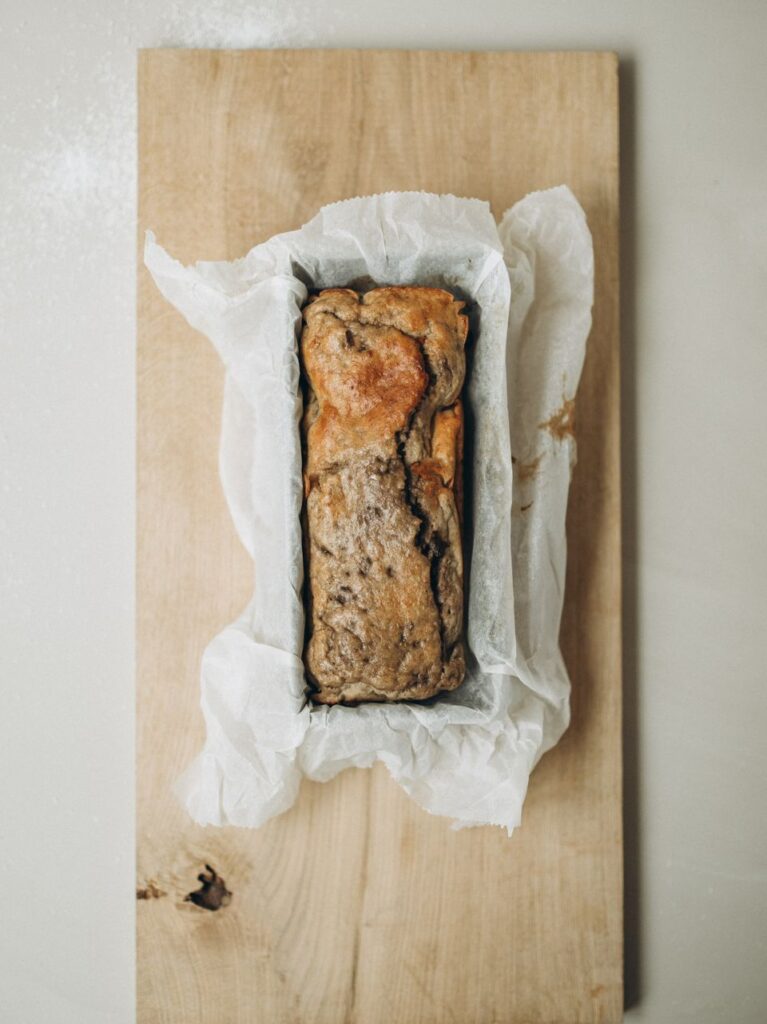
[{"left": 300, "top": 286, "right": 468, "bottom": 704}]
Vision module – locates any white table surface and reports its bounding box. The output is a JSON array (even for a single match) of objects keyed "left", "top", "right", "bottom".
[{"left": 1, "top": 2, "right": 766, "bottom": 1022}]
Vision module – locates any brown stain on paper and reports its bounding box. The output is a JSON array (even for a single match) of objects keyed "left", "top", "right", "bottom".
[
  {"left": 540, "top": 398, "right": 576, "bottom": 441},
  {"left": 512, "top": 452, "right": 544, "bottom": 481}
]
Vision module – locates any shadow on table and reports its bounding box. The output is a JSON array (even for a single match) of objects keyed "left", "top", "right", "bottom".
[{"left": 619, "top": 54, "right": 642, "bottom": 1013}]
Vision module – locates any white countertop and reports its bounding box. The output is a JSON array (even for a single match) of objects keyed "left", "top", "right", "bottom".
[{"left": 1, "top": 2, "right": 766, "bottom": 1021}]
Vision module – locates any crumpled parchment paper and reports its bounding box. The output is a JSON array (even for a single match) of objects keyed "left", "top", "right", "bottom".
[{"left": 144, "top": 187, "right": 593, "bottom": 834}]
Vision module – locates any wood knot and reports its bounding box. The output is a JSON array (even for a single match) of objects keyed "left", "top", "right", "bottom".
[
  {"left": 184, "top": 864, "right": 232, "bottom": 911},
  {"left": 136, "top": 880, "right": 166, "bottom": 901}
]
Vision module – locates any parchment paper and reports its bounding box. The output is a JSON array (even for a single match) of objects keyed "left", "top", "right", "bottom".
[{"left": 144, "top": 187, "right": 593, "bottom": 834}]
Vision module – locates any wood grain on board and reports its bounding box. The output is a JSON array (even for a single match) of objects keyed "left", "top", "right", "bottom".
[{"left": 137, "top": 49, "right": 621, "bottom": 1024}]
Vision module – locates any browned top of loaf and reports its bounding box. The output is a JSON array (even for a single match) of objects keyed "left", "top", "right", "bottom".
[
  {"left": 300, "top": 286, "right": 468, "bottom": 704},
  {"left": 302, "top": 287, "right": 467, "bottom": 474}
]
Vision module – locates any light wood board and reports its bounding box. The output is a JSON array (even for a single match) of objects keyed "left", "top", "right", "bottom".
[{"left": 138, "top": 49, "right": 622, "bottom": 1024}]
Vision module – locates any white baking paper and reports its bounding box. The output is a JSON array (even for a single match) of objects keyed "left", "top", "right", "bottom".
[{"left": 144, "top": 187, "right": 593, "bottom": 834}]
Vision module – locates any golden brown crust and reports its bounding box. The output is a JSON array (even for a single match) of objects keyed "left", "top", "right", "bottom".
[{"left": 300, "top": 286, "right": 468, "bottom": 704}]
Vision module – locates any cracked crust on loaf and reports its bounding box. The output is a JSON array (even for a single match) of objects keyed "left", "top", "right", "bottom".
[{"left": 299, "top": 286, "right": 468, "bottom": 705}]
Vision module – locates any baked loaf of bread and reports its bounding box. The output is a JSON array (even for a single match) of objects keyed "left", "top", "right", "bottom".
[{"left": 300, "top": 286, "right": 468, "bottom": 704}]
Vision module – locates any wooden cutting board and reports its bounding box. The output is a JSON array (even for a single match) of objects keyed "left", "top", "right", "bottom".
[{"left": 137, "top": 49, "right": 621, "bottom": 1024}]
